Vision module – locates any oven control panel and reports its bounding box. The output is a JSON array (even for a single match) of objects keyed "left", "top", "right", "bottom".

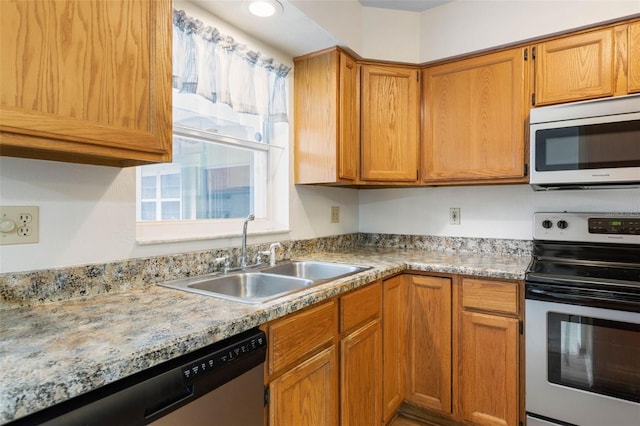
[{"left": 533, "top": 212, "right": 640, "bottom": 244}]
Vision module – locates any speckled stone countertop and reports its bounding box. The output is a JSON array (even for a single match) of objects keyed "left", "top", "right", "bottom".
[{"left": 0, "top": 247, "right": 530, "bottom": 424}]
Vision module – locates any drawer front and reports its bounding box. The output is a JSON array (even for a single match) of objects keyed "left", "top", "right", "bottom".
[
  {"left": 268, "top": 300, "right": 338, "bottom": 376},
  {"left": 340, "top": 281, "right": 382, "bottom": 334},
  {"left": 462, "top": 278, "right": 519, "bottom": 315}
]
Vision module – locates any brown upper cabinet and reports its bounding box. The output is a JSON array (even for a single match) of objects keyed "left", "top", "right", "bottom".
[
  {"left": 532, "top": 24, "right": 634, "bottom": 106},
  {"left": 294, "top": 50, "right": 420, "bottom": 186},
  {"left": 360, "top": 64, "right": 420, "bottom": 183},
  {"left": 0, "top": 0, "right": 172, "bottom": 167},
  {"left": 422, "top": 47, "right": 529, "bottom": 184},
  {"left": 294, "top": 48, "right": 359, "bottom": 184},
  {"left": 293, "top": 17, "right": 638, "bottom": 188},
  {"left": 628, "top": 21, "right": 640, "bottom": 93}
]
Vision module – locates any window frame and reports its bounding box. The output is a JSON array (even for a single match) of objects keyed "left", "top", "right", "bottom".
[{"left": 135, "top": 125, "right": 289, "bottom": 244}]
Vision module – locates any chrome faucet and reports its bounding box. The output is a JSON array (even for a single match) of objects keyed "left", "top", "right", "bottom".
[{"left": 240, "top": 213, "right": 255, "bottom": 269}]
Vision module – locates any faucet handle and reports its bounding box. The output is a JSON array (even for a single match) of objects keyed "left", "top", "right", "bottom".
[
  {"left": 255, "top": 250, "right": 270, "bottom": 266},
  {"left": 214, "top": 256, "right": 229, "bottom": 274},
  {"left": 268, "top": 242, "right": 282, "bottom": 267}
]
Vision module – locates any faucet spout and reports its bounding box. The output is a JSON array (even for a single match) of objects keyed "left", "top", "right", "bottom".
[{"left": 241, "top": 214, "right": 255, "bottom": 269}]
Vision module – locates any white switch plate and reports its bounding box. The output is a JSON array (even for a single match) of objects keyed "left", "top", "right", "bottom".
[
  {"left": 449, "top": 207, "right": 461, "bottom": 225},
  {"left": 0, "top": 206, "right": 39, "bottom": 245}
]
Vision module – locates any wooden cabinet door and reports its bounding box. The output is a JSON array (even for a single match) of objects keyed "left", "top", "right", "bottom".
[
  {"left": 534, "top": 28, "right": 614, "bottom": 105},
  {"left": 269, "top": 345, "right": 339, "bottom": 426},
  {"left": 340, "top": 320, "right": 382, "bottom": 426},
  {"left": 406, "top": 275, "right": 452, "bottom": 413},
  {"left": 0, "top": 0, "right": 172, "bottom": 167},
  {"left": 361, "top": 64, "right": 420, "bottom": 182},
  {"left": 423, "top": 48, "right": 527, "bottom": 183},
  {"left": 629, "top": 22, "right": 640, "bottom": 93},
  {"left": 382, "top": 275, "right": 405, "bottom": 423},
  {"left": 459, "top": 312, "right": 519, "bottom": 426},
  {"left": 294, "top": 48, "right": 358, "bottom": 184}
]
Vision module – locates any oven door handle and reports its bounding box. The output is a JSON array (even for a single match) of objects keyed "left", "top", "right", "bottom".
[{"left": 526, "top": 284, "right": 640, "bottom": 312}]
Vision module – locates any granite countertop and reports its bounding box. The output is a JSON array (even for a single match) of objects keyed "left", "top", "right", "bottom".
[{"left": 0, "top": 248, "right": 530, "bottom": 424}]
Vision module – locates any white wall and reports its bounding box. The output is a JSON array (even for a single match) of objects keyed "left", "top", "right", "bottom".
[
  {"left": 419, "top": 0, "right": 640, "bottom": 62},
  {"left": 292, "top": 0, "right": 640, "bottom": 63},
  {"left": 0, "top": 2, "right": 360, "bottom": 274},
  {"left": 2, "top": 1, "right": 639, "bottom": 273},
  {"left": 359, "top": 186, "right": 640, "bottom": 240}
]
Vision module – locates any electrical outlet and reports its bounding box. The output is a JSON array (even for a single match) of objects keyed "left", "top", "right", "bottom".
[
  {"left": 0, "top": 206, "right": 39, "bottom": 245},
  {"left": 449, "top": 207, "right": 461, "bottom": 225},
  {"left": 330, "top": 206, "right": 340, "bottom": 223}
]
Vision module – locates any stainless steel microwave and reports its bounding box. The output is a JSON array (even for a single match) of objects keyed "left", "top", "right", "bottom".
[{"left": 529, "top": 94, "right": 640, "bottom": 190}]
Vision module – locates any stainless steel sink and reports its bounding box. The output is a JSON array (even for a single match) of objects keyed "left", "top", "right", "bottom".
[
  {"left": 261, "top": 260, "right": 369, "bottom": 281},
  {"left": 159, "top": 273, "right": 314, "bottom": 304},
  {"left": 157, "top": 260, "right": 370, "bottom": 304}
]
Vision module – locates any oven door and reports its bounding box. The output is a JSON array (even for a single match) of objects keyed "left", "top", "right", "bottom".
[{"left": 526, "top": 296, "right": 640, "bottom": 426}]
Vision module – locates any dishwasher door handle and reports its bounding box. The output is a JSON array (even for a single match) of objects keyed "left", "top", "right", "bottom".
[{"left": 144, "top": 385, "right": 195, "bottom": 421}]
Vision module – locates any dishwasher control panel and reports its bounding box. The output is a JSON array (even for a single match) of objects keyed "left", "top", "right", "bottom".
[{"left": 182, "top": 331, "right": 266, "bottom": 382}]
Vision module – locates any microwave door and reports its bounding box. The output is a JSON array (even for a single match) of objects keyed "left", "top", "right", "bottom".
[{"left": 529, "top": 114, "right": 640, "bottom": 189}]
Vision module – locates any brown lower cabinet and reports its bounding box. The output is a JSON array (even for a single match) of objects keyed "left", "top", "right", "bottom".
[
  {"left": 405, "top": 274, "right": 523, "bottom": 426},
  {"left": 263, "top": 274, "right": 522, "bottom": 426}
]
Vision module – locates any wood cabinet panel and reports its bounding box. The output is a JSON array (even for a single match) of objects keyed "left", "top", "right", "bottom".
[
  {"left": 268, "top": 300, "right": 338, "bottom": 376},
  {"left": 629, "top": 22, "right": 640, "bottom": 93},
  {"left": 339, "top": 54, "right": 360, "bottom": 180},
  {"left": 383, "top": 275, "right": 405, "bottom": 423},
  {"left": 361, "top": 64, "right": 420, "bottom": 182},
  {"left": 422, "top": 48, "right": 527, "bottom": 183},
  {"left": 405, "top": 275, "right": 452, "bottom": 413},
  {"left": 294, "top": 48, "right": 358, "bottom": 184},
  {"left": 535, "top": 28, "right": 614, "bottom": 105},
  {"left": 459, "top": 311, "right": 519, "bottom": 426},
  {"left": 340, "top": 319, "right": 382, "bottom": 426},
  {"left": 0, "top": 0, "right": 171, "bottom": 166},
  {"left": 340, "top": 281, "right": 381, "bottom": 334},
  {"left": 269, "top": 345, "right": 338, "bottom": 426},
  {"left": 462, "top": 278, "right": 519, "bottom": 315}
]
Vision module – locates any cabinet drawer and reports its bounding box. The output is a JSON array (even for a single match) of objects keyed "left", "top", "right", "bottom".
[
  {"left": 268, "top": 300, "right": 338, "bottom": 376},
  {"left": 340, "top": 282, "right": 381, "bottom": 334},
  {"left": 462, "top": 278, "right": 519, "bottom": 315}
]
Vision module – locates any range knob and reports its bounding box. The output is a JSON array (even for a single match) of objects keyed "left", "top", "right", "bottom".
[
  {"left": 557, "top": 220, "right": 568, "bottom": 229},
  {"left": 542, "top": 220, "right": 553, "bottom": 229}
]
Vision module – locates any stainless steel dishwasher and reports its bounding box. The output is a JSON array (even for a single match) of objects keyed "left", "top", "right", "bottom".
[{"left": 8, "top": 328, "right": 266, "bottom": 426}]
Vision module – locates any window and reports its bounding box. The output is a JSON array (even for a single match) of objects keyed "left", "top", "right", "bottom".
[{"left": 136, "top": 9, "right": 290, "bottom": 243}]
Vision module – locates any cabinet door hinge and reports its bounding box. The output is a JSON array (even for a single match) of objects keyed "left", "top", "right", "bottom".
[
  {"left": 264, "top": 387, "right": 270, "bottom": 406},
  {"left": 524, "top": 47, "right": 528, "bottom": 61},
  {"left": 524, "top": 164, "right": 529, "bottom": 177},
  {"left": 532, "top": 46, "right": 537, "bottom": 60},
  {"left": 519, "top": 320, "right": 524, "bottom": 335}
]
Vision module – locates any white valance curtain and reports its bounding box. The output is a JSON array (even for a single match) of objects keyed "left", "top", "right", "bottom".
[{"left": 172, "top": 9, "right": 290, "bottom": 123}]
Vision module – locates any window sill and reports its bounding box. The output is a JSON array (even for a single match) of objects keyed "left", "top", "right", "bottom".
[{"left": 136, "top": 219, "right": 290, "bottom": 245}]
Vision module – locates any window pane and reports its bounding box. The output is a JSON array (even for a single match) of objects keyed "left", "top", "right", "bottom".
[
  {"left": 141, "top": 176, "right": 157, "bottom": 199},
  {"left": 160, "top": 173, "right": 181, "bottom": 199},
  {"left": 137, "top": 135, "right": 265, "bottom": 221},
  {"left": 141, "top": 202, "right": 156, "bottom": 221},
  {"left": 161, "top": 201, "right": 182, "bottom": 220},
  {"left": 173, "top": 94, "right": 266, "bottom": 143}
]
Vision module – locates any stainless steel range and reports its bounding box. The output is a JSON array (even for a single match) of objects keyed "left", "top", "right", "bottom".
[{"left": 525, "top": 212, "right": 640, "bottom": 426}]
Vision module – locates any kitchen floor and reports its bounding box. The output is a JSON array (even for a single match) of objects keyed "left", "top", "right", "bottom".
[{"left": 389, "top": 415, "right": 430, "bottom": 425}]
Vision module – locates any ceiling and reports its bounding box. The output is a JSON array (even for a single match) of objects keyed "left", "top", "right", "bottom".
[
  {"left": 187, "top": 0, "right": 456, "bottom": 59},
  {"left": 189, "top": 0, "right": 340, "bottom": 57},
  {"left": 358, "top": 0, "right": 454, "bottom": 12}
]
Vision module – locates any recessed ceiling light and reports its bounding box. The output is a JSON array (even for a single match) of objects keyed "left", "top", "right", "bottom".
[{"left": 248, "top": 0, "right": 283, "bottom": 17}]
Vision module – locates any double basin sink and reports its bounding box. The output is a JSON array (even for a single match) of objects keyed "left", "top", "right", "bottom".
[{"left": 158, "top": 260, "right": 371, "bottom": 304}]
